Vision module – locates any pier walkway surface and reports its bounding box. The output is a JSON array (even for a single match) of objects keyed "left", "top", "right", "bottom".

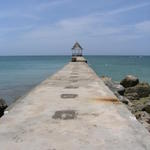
[{"left": 0, "top": 60, "right": 150, "bottom": 150}]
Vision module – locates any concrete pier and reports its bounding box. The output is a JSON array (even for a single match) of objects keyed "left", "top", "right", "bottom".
[{"left": 0, "top": 60, "right": 150, "bottom": 150}]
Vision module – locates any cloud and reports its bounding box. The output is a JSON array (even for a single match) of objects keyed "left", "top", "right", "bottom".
[
  {"left": 36, "top": 0, "right": 70, "bottom": 11},
  {"left": 16, "top": 12, "right": 150, "bottom": 54},
  {"left": 94, "top": 2, "right": 150, "bottom": 17},
  {"left": 0, "top": 0, "right": 70, "bottom": 21},
  {"left": 0, "top": 1, "right": 150, "bottom": 54},
  {"left": 111, "top": 2, "right": 150, "bottom": 14},
  {"left": 135, "top": 21, "right": 150, "bottom": 33},
  {"left": 0, "top": 25, "right": 33, "bottom": 40},
  {"left": 0, "top": 25, "right": 33, "bottom": 33},
  {"left": 0, "top": 11, "right": 39, "bottom": 20},
  {"left": 12, "top": 10, "right": 132, "bottom": 40}
]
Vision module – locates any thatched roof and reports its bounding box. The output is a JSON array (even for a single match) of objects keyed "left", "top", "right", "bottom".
[{"left": 72, "top": 42, "right": 83, "bottom": 50}]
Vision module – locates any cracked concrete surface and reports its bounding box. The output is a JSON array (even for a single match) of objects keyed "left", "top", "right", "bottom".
[{"left": 0, "top": 61, "right": 150, "bottom": 150}]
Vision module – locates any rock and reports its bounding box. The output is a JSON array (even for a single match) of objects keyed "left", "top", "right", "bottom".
[
  {"left": 136, "top": 83, "right": 150, "bottom": 98},
  {"left": 129, "top": 97, "right": 150, "bottom": 114},
  {"left": 102, "top": 76, "right": 150, "bottom": 133},
  {"left": 115, "top": 84, "right": 125, "bottom": 95},
  {"left": 117, "top": 95, "right": 129, "bottom": 105},
  {"left": 135, "top": 111, "right": 150, "bottom": 121},
  {"left": 125, "top": 83, "right": 150, "bottom": 100},
  {"left": 101, "top": 76, "right": 125, "bottom": 95},
  {"left": 101, "top": 76, "right": 131, "bottom": 105},
  {"left": 125, "top": 92, "right": 140, "bottom": 101},
  {"left": 143, "top": 102, "right": 150, "bottom": 114},
  {"left": 102, "top": 76, "right": 150, "bottom": 132},
  {"left": 134, "top": 111, "right": 150, "bottom": 132},
  {"left": 120, "top": 75, "right": 139, "bottom": 88},
  {"left": 0, "top": 98, "right": 8, "bottom": 117}
]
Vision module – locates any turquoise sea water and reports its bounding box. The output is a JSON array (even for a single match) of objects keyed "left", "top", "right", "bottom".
[{"left": 0, "top": 56, "right": 150, "bottom": 105}]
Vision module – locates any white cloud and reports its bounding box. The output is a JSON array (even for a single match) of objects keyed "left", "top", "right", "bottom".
[
  {"left": 93, "top": 2, "right": 150, "bottom": 18},
  {"left": 107, "top": 2, "right": 150, "bottom": 15},
  {"left": 0, "top": 11, "right": 39, "bottom": 20},
  {"left": 36, "top": 0, "right": 70, "bottom": 11},
  {"left": 20, "top": 12, "right": 127, "bottom": 41},
  {"left": 0, "top": 26, "right": 33, "bottom": 38},
  {"left": 135, "top": 21, "right": 150, "bottom": 33},
  {"left": 0, "top": 1, "right": 150, "bottom": 54}
]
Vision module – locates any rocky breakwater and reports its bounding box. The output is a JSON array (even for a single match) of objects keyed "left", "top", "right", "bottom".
[
  {"left": 0, "top": 98, "right": 7, "bottom": 117},
  {"left": 101, "top": 75, "right": 150, "bottom": 132}
]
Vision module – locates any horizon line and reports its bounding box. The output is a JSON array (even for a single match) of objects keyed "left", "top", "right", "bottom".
[{"left": 0, "top": 54, "right": 150, "bottom": 57}]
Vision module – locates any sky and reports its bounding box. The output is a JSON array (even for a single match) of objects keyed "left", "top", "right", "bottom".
[{"left": 0, "top": 0, "right": 150, "bottom": 55}]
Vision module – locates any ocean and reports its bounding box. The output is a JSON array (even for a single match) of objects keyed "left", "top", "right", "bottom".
[{"left": 0, "top": 56, "right": 150, "bottom": 105}]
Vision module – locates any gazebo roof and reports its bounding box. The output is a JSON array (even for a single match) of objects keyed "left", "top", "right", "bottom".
[{"left": 72, "top": 42, "right": 83, "bottom": 50}]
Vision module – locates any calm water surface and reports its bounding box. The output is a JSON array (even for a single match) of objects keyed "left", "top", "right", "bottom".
[{"left": 0, "top": 56, "right": 150, "bottom": 105}]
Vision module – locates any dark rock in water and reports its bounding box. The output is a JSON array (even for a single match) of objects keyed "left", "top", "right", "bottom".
[
  {"left": 0, "top": 98, "right": 8, "bottom": 117},
  {"left": 101, "top": 76, "right": 125, "bottom": 95},
  {"left": 120, "top": 75, "right": 139, "bottom": 88},
  {"left": 125, "top": 83, "right": 150, "bottom": 100}
]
